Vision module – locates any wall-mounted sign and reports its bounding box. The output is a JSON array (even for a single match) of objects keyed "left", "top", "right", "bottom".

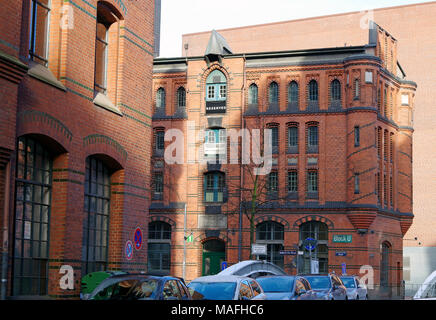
[
  {"left": 206, "top": 101, "right": 226, "bottom": 114},
  {"left": 332, "top": 235, "right": 352, "bottom": 243},
  {"left": 279, "top": 250, "right": 297, "bottom": 256},
  {"left": 335, "top": 251, "right": 347, "bottom": 257},
  {"left": 125, "top": 240, "right": 133, "bottom": 260},
  {"left": 251, "top": 244, "right": 267, "bottom": 256},
  {"left": 304, "top": 237, "right": 318, "bottom": 251},
  {"left": 134, "top": 227, "right": 143, "bottom": 250}
]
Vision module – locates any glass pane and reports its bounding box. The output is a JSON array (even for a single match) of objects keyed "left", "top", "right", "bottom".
[{"left": 33, "top": 4, "right": 49, "bottom": 61}]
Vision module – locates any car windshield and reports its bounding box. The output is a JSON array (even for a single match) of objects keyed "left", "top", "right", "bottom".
[
  {"left": 256, "top": 277, "right": 295, "bottom": 293},
  {"left": 341, "top": 277, "right": 356, "bottom": 288},
  {"left": 188, "top": 282, "right": 237, "bottom": 300},
  {"left": 126, "top": 279, "right": 160, "bottom": 300},
  {"left": 305, "top": 276, "right": 332, "bottom": 290}
]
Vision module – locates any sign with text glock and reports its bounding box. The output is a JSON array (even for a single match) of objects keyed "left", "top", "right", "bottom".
[
  {"left": 251, "top": 244, "right": 267, "bottom": 256},
  {"left": 332, "top": 234, "right": 352, "bottom": 243}
]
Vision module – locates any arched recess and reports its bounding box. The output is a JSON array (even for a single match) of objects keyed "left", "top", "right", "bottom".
[
  {"left": 254, "top": 215, "right": 290, "bottom": 231},
  {"left": 12, "top": 133, "right": 68, "bottom": 296},
  {"left": 293, "top": 215, "right": 334, "bottom": 229}
]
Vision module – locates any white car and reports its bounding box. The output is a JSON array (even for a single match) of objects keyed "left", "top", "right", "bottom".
[
  {"left": 413, "top": 270, "right": 436, "bottom": 300},
  {"left": 340, "top": 275, "right": 368, "bottom": 300},
  {"left": 187, "top": 275, "right": 267, "bottom": 300}
]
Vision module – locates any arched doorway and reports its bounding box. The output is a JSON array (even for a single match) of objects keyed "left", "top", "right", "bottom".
[
  {"left": 380, "top": 242, "right": 391, "bottom": 287},
  {"left": 298, "top": 221, "right": 329, "bottom": 274},
  {"left": 202, "top": 239, "right": 225, "bottom": 276},
  {"left": 256, "top": 221, "right": 284, "bottom": 269}
]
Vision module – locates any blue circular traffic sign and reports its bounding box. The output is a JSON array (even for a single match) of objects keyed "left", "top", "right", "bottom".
[
  {"left": 125, "top": 240, "right": 133, "bottom": 260},
  {"left": 134, "top": 227, "right": 143, "bottom": 250},
  {"left": 304, "top": 237, "right": 318, "bottom": 251}
]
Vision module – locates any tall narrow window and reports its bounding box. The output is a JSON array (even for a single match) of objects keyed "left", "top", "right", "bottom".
[
  {"left": 256, "top": 222, "right": 284, "bottom": 269},
  {"left": 354, "top": 78, "right": 360, "bottom": 99},
  {"left": 307, "top": 170, "right": 318, "bottom": 198},
  {"left": 156, "top": 87, "right": 166, "bottom": 114},
  {"left": 384, "top": 87, "right": 388, "bottom": 116},
  {"left": 384, "top": 130, "right": 389, "bottom": 161},
  {"left": 330, "top": 79, "right": 341, "bottom": 101},
  {"left": 177, "top": 87, "right": 186, "bottom": 108},
  {"left": 288, "top": 124, "right": 298, "bottom": 153},
  {"left": 390, "top": 174, "right": 393, "bottom": 207},
  {"left": 95, "top": 22, "right": 109, "bottom": 94},
  {"left": 154, "top": 129, "right": 165, "bottom": 155},
  {"left": 148, "top": 222, "right": 171, "bottom": 274},
  {"left": 13, "top": 137, "right": 52, "bottom": 295},
  {"left": 269, "top": 82, "right": 279, "bottom": 104},
  {"left": 29, "top": 0, "right": 51, "bottom": 66},
  {"left": 153, "top": 172, "right": 163, "bottom": 200},
  {"left": 307, "top": 124, "right": 319, "bottom": 153},
  {"left": 248, "top": 84, "right": 258, "bottom": 105},
  {"left": 308, "top": 80, "right": 318, "bottom": 101},
  {"left": 354, "top": 173, "right": 360, "bottom": 194},
  {"left": 267, "top": 171, "right": 278, "bottom": 194},
  {"left": 270, "top": 126, "right": 279, "bottom": 150},
  {"left": 354, "top": 126, "right": 360, "bottom": 147},
  {"left": 376, "top": 172, "right": 381, "bottom": 204},
  {"left": 206, "top": 70, "right": 227, "bottom": 113},
  {"left": 389, "top": 92, "right": 393, "bottom": 119},
  {"left": 390, "top": 133, "right": 394, "bottom": 163},
  {"left": 288, "top": 81, "right": 299, "bottom": 103},
  {"left": 287, "top": 170, "right": 298, "bottom": 193},
  {"left": 384, "top": 173, "right": 388, "bottom": 205},
  {"left": 83, "top": 157, "right": 111, "bottom": 275},
  {"left": 377, "top": 127, "right": 382, "bottom": 159},
  {"left": 377, "top": 87, "right": 381, "bottom": 113}
]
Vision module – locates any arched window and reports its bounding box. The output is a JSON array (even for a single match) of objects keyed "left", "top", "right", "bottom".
[
  {"left": 177, "top": 87, "right": 186, "bottom": 108},
  {"left": 204, "top": 171, "right": 225, "bottom": 203},
  {"left": 206, "top": 70, "right": 227, "bottom": 113},
  {"left": 29, "top": 0, "right": 51, "bottom": 66},
  {"left": 148, "top": 222, "right": 172, "bottom": 274},
  {"left": 13, "top": 136, "right": 53, "bottom": 295},
  {"left": 308, "top": 80, "right": 318, "bottom": 101},
  {"left": 156, "top": 87, "right": 166, "bottom": 113},
  {"left": 256, "top": 222, "right": 284, "bottom": 269},
  {"left": 330, "top": 79, "right": 341, "bottom": 101},
  {"left": 288, "top": 81, "right": 299, "bottom": 103},
  {"left": 248, "top": 83, "right": 258, "bottom": 105},
  {"left": 299, "top": 221, "right": 329, "bottom": 274},
  {"left": 83, "top": 156, "right": 111, "bottom": 274},
  {"left": 380, "top": 242, "right": 391, "bottom": 288},
  {"left": 269, "top": 82, "right": 279, "bottom": 104}
]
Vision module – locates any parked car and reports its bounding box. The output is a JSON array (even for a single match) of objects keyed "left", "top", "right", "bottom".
[
  {"left": 256, "top": 275, "right": 317, "bottom": 300},
  {"left": 187, "top": 275, "right": 267, "bottom": 300},
  {"left": 83, "top": 273, "right": 191, "bottom": 300},
  {"left": 340, "top": 275, "right": 368, "bottom": 300},
  {"left": 301, "top": 273, "right": 348, "bottom": 300}
]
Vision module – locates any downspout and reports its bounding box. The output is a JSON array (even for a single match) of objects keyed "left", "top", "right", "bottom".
[
  {"left": 238, "top": 54, "right": 246, "bottom": 262},
  {"left": 1, "top": 162, "right": 11, "bottom": 300}
]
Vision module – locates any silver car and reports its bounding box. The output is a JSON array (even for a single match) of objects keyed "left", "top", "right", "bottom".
[
  {"left": 187, "top": 275, "right": 267, "bottom": 300},
  {"left": 340, "top": 275, "right": 368, "bottom": 300}
]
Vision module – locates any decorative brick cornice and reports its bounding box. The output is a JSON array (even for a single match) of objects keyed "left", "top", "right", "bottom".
[{"left": 0, "top": 49, "right": 28, "bottom": 84}]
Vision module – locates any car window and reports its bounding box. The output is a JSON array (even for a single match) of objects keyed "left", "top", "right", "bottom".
[
  {"left": 301, "top": 278, "right": 312, "bottom": 291},
  {"left": 99, "top": 279, "right": 138, "bottom": 300},
  {"left": 127, "top": 279, "right": 159, "bottom": 300},
  {"left": 341, "top": 277, "right": 356, "bottom": 288},
  {"left": 305, "top": 276, "right": 331, "bottom": 289},
  {"left": 239, "top": 280, "right": 253, "bottom": 300},
  {"left": 294, "top": 279, "right": 306, "bottom": 295},
  {"left": 177, "top": 280, "right": 190, "bottom": 299},
  {"left": 163, "top": 280, "right": 182, "bottom": 300},
  {"left": 249, "top": 280, "right": 262, "bottom": 297},
  {"left": 188, "top": 282, "right": 237, "bottom": 300}
]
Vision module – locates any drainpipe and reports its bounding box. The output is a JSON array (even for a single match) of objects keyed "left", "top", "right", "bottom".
[
  {"left": 1, "top": 162, "right": 11, "bottom": 300},
  {"left": 238, "top": 54, "right": 246, "bottom": 262}
]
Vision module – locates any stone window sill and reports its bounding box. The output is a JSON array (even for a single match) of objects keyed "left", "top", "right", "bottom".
[
  {"left": 27, "top": 61, "right": 66, "bottom": 91},
  {"left": 93, "top": 92, "right": 123, "bottom": 116}
]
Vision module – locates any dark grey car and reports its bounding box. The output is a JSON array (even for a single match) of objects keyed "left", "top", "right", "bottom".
[
  {"left": 302, "top": 274, "right": 348, "bottom": 300},
  {"left": 256, "top": 275, "right": 317, "bottom": 300}
]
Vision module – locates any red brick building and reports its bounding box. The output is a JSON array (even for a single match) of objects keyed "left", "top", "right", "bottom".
[
  {"left": 181, "top": 1, "right": 436, "bottom": 292},
  {"left": 152, "top": 23, "right": 416, "bottom": 298},
  {"left": 0, "top": 0, "right": 154, "bottom": 298}
]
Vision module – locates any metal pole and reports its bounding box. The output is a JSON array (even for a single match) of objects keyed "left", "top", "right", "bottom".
[
  {"left": 182, "top": 203, "right": 187, "bottom": 280},
  {"left": 1, "top": 162, "right": 11, "bottom": 300}
]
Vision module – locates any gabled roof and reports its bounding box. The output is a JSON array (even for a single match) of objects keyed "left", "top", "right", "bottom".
[{"left": 205, "top": 30, "right": 233, "bottom": 56}]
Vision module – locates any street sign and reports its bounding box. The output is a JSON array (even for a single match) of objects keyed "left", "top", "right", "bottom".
[
  {"left": 251, "top": 244, "right": 267, "bottom": 256},
  {"left": 279, "top": 250, "right": 297, "bottom": 255},
  {"left": 186, "top": 234, "right": 193, "bottom": 243},
  {"left": 221, "top": 261, "right": 228, "bottom": 271},
  {"left": 341, "top": 262, "right": 347, "bottom": 275},
  {"left": 310, "top": 259, "right": 319, "bottom": 274},
  {"left": 125, "top": 240, "right": 133, "bottom": 260},
  {"left": 134, "top": 227, "right": 143, "bottom": 250},
  {"left": 333, "top": 234, "right": 353, "bottom": 243},
  {"left": 298, "top": 251, "right": 304, "bottom": 255},
  {"left": 335, "top": 251, "right": 347, "bottom": 256},
  {"left": 304, "top": 237, "right": 318, "bottom": 251}
]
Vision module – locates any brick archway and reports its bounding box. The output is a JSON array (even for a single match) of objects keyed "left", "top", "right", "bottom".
[
  {"left": 148, "top": 215, "right": 176, "bottom": 229},
  {"left": 254, "top": 215, "right": 290, "bottom": 231},
  {"left": 293, "top": 215, "right": 334, "bottom": 229}
]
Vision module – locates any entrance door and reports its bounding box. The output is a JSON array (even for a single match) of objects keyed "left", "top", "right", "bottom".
[{"left": 202, "top": 240, "right": 225, "bottom": 276}]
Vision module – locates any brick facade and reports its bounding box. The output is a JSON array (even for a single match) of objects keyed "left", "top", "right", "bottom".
[
  {"left": 0, "top": 0, "right": 154, "bottom": 299},
  {"left": 152, "top": 23, "right": 415, "bottom": 297}
]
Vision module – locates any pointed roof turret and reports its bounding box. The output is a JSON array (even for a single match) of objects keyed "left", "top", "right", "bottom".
[{"left": 205, "top": 30, "right": 233, "bottom": 57}]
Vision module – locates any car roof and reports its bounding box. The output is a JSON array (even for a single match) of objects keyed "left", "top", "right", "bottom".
[
  {"left": 103, "top": 273, "right": 182, "bottom": 281},
  {"left": 257, "top": 275, "right": 296, "bottom": 279},
  {"left": 189, "top": 275, "right": 253, "bottom": 283}
]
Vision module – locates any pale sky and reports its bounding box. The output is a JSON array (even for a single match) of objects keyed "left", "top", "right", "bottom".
[{"left": 159, "top": 0, "right": 435, "bottom": 57}]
